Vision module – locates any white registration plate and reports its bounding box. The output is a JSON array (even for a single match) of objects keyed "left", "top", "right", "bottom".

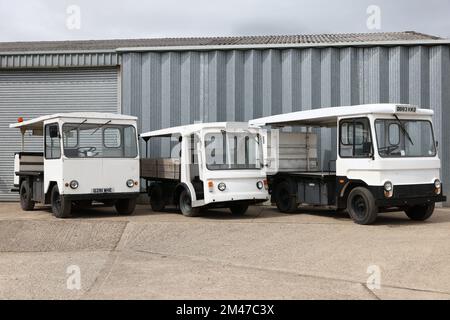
[{"left": 92, "top": 188, "right": 113, "bottom": 194}]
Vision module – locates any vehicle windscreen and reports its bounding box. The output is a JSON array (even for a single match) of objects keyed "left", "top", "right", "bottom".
[
  {"left": 204, "top": 131, "right": 263, "bottom": 170},
  {"left": 62, "top": 123, "right": 138, "bottom": 158},
  {"left": 375, "top": 119, "right": 436, "bottom": 157}
]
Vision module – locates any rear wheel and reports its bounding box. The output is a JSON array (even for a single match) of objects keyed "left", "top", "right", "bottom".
[
  {"left": 150, "top": 184, "right": 166, "bottom": 212},
  {"left": 405, "top": 203, "right": 435, "bottom": 221},
  {"left": 179, "top": 189, "right": 201, "bottom": 217},
  {"left": 347, "top": 187, "right": 378, "bottom": 225},
  {"left": 229, "top": 203, "right": 249, "bottom": 216},
  {"left": 19, "top": 180, "right": 35, "bottom": 211},
  {"left": 51, "top": 185, "right": 72, "bottom": 218},
  {"left": 115, "top": 198, "right": 136, "bottom": 215},
  {"left": 275, "top": 181, "right": 297, "bottom": 213}
]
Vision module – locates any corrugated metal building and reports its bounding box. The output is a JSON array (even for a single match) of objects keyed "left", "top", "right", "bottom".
[{"left": 1, "top": 31, "right": 449, "bottom": 203}]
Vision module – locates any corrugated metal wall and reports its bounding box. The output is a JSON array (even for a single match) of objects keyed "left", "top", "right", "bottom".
[
  {"left": 0, "top": 68, "right": 119, "bottom": 201},
  {"left": 122, "top": 45, "right": 450, "bottom": 204}
]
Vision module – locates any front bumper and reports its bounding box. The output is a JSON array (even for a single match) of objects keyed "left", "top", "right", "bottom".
[
  {"left": 369, "top": 184, "right": 446, "bottom": 207},
  {"left": 205, "top": 193, "right": 269, "bottom": 206},
  {"left": 63, "top": 192, "right": 140, "bottom": 201}
]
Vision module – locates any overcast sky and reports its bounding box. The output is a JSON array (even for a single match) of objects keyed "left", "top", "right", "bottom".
[{"left": 0, "top": 0, "right": 449, "bottom": 42}]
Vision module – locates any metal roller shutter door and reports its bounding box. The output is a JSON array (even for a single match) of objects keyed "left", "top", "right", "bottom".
[{"left": 0, "top": 67, "right": 119, "bottom": 201}]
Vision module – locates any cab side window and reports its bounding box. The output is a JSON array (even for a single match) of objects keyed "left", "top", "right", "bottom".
[
  {"left": 45, "top": 124, "right": 61, "bottom": 159},
  {"left": 339, "top": 118, "right": 372, "bottom": 158}
]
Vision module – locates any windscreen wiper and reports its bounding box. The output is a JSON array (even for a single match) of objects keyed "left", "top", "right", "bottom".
[
  {"left": 394, "top": 114, "right": 414, "bottom": 145},
  {"left": 72, "top": 119, "right": 87, "bottom": 131},
  {"left": 91, "top": 120, "right": 112, "bottom": 135}
]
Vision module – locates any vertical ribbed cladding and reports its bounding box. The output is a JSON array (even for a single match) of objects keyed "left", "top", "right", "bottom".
[
  {"left": 340, "top": 48, "right": 355, "bottom": 106},
  {"left": 121, "top": 45, "right": 450, "bottom": 204},
  {"left": 281, "top": 49, "right": 293, "bottom": 129},
  {"left": 251, "top": 50, "right": 263, "bottom": 119},
  {"left": 388, "top": 46, "right": 409, "bottom": 103},
  {"left": 206, "top": 51, "right": 217, "bottom": 122},
  {"left": 180, "top": 52, "right": 191, "bottom": 126},
  {"left": 234, "top": 51, "right": 245, "bottom": 122},
  {"left": 262, "top": 49, "right": 282, "bottom": 117},
  {"left": 225, "top": 50, "right": 246, "bottom": 121},
  {"left": 215, "top": 51, "right": 227, "bottom": 122},
  {"left": 409, "top": 46, "right": 431, "bottom": 107},
  {"left": 243, "top": 50, "right": 255, "bottom": 121},
  {"left": 362, "top": 47, "right": 389, "bottom": 103},
  {"left": 225, "top": 51, "right": 236, "bottom": 121},
  {"left": 189, "top": 52, "right": 201, "bottom": 124}
]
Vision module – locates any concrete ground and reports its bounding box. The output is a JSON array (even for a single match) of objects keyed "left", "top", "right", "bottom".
[{"left": 0, "top": 202, "right": 449, "bottom": 300}]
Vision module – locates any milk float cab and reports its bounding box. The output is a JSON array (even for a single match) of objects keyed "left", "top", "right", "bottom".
[
  {"left": 140, "top": 122, "right": 269, "bottom": 217},
  {"left": 10, "top": 113, "right": 140, "bottom": 218},
  {"left": 249, "top": 104, "right": 446, "bottom": 225}
]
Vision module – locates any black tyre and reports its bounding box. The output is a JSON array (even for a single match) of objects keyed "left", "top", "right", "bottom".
[
  {"left": 115, "top": 198, "right": 136, "bottom": 215},
  {"left": 230, "top": 203, "right": 249, "bottom": 216},
  {"left": 19, "top": 180, "right": 35, "bottom": 211},
  {"left": 179, "top": 189, "right": 201, "bottom": 217},
  {"left": 405, "top": 203, "right": 435, "bottom": 221},
  {"left": 150, "top": 184, "right": 166, "bottom": 212},
  {"left": 51, "top": 185, "right": 72, "bottom": 218},
  {"left": 275, "top": 181, "right": 297, "bottom": 213},
  {"left": 347, "top": 187, "right": 378, "bottom": 225}
]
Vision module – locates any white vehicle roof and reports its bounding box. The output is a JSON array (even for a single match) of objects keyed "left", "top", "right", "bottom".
[
  {"left": 9, "top": 112, "right": 138, "bottom": 131},
  {"left": 140, "top": 122, "right": 253, "bottom": 139},
  {"left": 249, "top": 104, "right": 433, "bottom": 127}
]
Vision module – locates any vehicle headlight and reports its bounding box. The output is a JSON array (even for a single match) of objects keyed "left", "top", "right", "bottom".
[
  {"left": 256, "top": 181, "right": 264, "bottom": 190},
  {"left": 218, "top": 182, "right": 226, "bottom": 192},
  {"left": 434, "top": 179, "right": 441, "bottom": 194},
  {"left": 69, "top": 180, "right": 79, "bottom": 189},
  {"left": 126, "top": 179, "right": 135, "bottom": 188},
  {"left": 384, "top": 181, "right": 393, "bottom": 192},
  {"left": 434, "top": 179, "right": 441, "bottom": 189}
]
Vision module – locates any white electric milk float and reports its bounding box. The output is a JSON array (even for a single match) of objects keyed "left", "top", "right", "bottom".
[
  {"left": 249, "top": 104, "right": 446, "bottom": 225},
  {"left": 140, "top": 122, "right": 269, "bottom": 216},
  {"left": 10, "top": 113, "right": 140, "bottom": 218}
]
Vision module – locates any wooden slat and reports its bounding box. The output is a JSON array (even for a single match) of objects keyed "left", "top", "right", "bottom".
[{"left": 140, "top": 158, "right": 181, "bottom": 180}]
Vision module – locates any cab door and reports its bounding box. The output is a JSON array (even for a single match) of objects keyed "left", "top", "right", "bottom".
[
  {"left": 337, "top": 117, "right": 376, "bottom": 182},
  {"left": 44, "top": 122, "right": 63, "bottom": 196}
]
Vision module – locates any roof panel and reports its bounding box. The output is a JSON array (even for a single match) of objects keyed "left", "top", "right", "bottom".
[
  {"left": 9, "top": 112, "right": 137, "bottom": 130},
  {"left": 0, "top": 32, "right": 444, "bottom": 53},
  {"left": 248, "top": 104, "right": 434, "bottom": 127}
]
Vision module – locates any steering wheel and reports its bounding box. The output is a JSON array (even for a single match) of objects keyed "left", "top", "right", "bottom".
[
  {"left": 378, "top": 145, "right": 399, "bottom": 155},
  {"left": 77, "top": 147, "right": 98, "bottom": 157}
]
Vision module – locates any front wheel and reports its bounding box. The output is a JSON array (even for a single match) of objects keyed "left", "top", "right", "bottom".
[
  {"left": 347, "top": 187, "right": 378, "bottom": 225},
  {"left": 115, "top": 198, "right": 136, "bottom": 215},
  {"left": 20, "top": 180, "right": 35, "bottom": 211},
  {"left": 405, "top": 203, "right": 435, "bottom": 221},
  {"left": 179, "top": 189, "right": 201, "bottom": 217},
  {"left": 51, "top": 185, "right": 72, "bottom": 218},
  {"left": 229, "top": 203, "right": 249, "bottom": 216}
]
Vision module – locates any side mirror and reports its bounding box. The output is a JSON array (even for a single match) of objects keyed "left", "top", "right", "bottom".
[{"left": 49, "top": 126, "right": 59, "bottom": 138}]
